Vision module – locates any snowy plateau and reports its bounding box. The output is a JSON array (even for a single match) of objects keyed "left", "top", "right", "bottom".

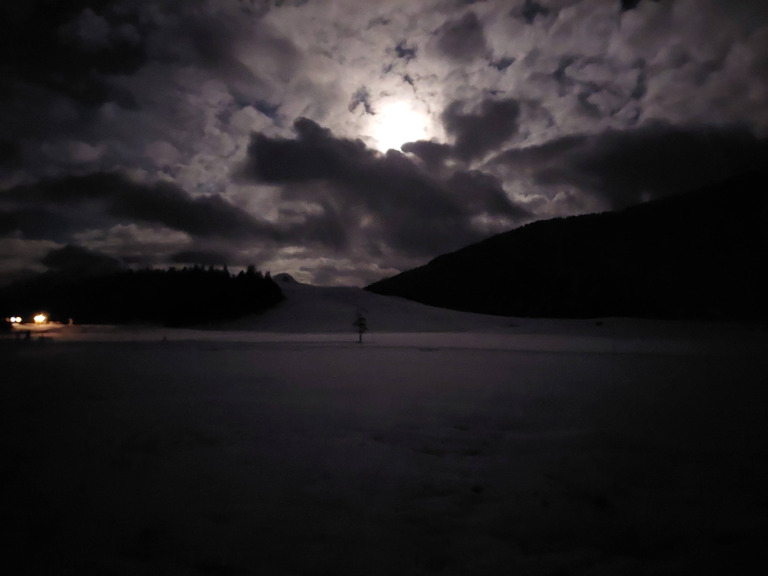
[{"left": 2, "top": 279, "right": 767, "bottom": 575}]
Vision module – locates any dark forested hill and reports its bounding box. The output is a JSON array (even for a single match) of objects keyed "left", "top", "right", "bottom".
[
  {"left": 366, "top": 171, "right": 768, "bottom": 320},
  {"left": 0, "top": 266, "right": 284, "bottom": 327}
]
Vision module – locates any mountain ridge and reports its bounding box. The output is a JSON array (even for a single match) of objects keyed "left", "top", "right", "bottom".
[{"left": 366, "top": 170, "right": 768, "bottom": 320}]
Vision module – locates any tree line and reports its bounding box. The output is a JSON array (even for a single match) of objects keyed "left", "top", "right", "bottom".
[{"left": 0, "top": 265, "right": 284, "bottom": 327}]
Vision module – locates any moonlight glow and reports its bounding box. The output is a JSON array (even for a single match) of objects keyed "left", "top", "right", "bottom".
[{"left": 370, "top": 101, "right": 429, "bottom": 152}]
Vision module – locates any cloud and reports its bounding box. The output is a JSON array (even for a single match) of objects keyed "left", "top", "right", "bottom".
[
  {"left": 2, "top": 0, "right": 768, "bottom": 285},
  {"left": 620, "top": 0, "right": 661, "bottom": 12},
  {"left": 0, "top": 140, "right": 20, "bottom": 166},
  {"left": 445, "top": 170, "right": 529, "bottom": 218},
  {"left": 2, "top": 174, "right": 354, "bottom": 277},
  {"left": 401, "top": 140, "right": 454, "bottom": 172},
  {"left": 0, "top": 207, "right": 81, "bottom": 241},
  {"left": 0, "top": 237, "right": 59, "bottom": 285},
  {"left": 441, "top": 98, "right": 521, "bottom": 161},
  {"left": 0, "top": 172, "right": 271, "bottom": 240},
  {"left": 1, "top": 3, "right": 147, "bottom": 107},
  {"left": 515, "top": 0, "right": 551, "bottom": 24},
  {"left": 348, "top": 86, "right": 375, "bottom": 115},
  {"left": 491, "top": 123, "right": 768, "bottom": 209},
  {"left": 240, "top": 117, "right": 530, "bottom": 256},
  {"left": 433, "top": 11, "right": 490, "bottom": 62},
  {"left": 0, "top": 168, "right": 394, "bottom": 281},
  {"left": 41, "top": 244, "right": 124, "bottom": 275},
  {"left": 58, "top": 8, "right": 112, "bottom": 51},
  {"left": 395, "top": 40, "right": 418, "bottom": 62}
]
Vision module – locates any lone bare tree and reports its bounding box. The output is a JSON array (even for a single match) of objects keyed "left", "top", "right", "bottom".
[{"left": 353, "top": 311, "right": 367, "bottom": 343}]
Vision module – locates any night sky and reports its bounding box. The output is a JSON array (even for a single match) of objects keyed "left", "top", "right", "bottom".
[{"left": 1, "top": 0, "right": 767, "bottom": 286}]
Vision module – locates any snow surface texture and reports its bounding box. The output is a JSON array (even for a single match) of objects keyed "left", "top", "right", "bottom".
[{"left": 2, "top": 283, "right": 767, "bottom": 575}]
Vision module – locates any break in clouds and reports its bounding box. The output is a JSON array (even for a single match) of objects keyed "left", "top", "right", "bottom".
[{"left": 1, "top": 0, "right": 767, "bottom": 285}]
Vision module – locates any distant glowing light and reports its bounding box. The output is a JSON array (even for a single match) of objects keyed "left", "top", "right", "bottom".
[
  {"left": 8, "top": 317, "right": 22, "bottom": 323},
  {"left": 370, "top": 100, "right": 429, "bottom": 152},
  {"left": 33, "top": 314, "right": 47, "bottom": 324}
]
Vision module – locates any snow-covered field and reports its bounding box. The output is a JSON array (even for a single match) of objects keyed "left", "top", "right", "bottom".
[{"left": 2, "top": 282, "right": 767, "bottom": 575}]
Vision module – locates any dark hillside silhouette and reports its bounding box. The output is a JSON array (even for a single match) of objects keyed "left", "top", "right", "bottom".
[
  {"left": 367, "top": 170, "right": 768, "bottom": 320},
  {"left": 0, "top": 265, "right": 283, "bottom": 327}
]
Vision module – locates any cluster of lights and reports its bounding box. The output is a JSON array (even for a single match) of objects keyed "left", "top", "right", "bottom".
[{"left": 5, "top": 313, "right": 48, "bottom": 324}]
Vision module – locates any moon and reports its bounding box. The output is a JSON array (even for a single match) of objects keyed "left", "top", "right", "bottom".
[{"left": 369, "top": 100, "right": 429, "bottom": 152}]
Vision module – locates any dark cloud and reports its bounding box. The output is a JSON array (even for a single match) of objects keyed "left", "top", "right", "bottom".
[
  {"left": 395, "top": 41, "right": 417, "bottom": 62},
  {"left": 0, "top": 170, "right": 358, "bottom": 276},
  {"left": 0, "top": 2, "right": 147, "bottom": 107},
  {"left": 0, "top": 207, "right": 81, "bottom": 241},
  {"left": 441, "top": 98, "right": 521, "bottom": 161},
  {"left": 548, "top": 54, "right": 646, "bottom": 121},
  {"left": 112, "top": 184, "right": 266, "bottom": 239},
  {"left": 0, "top": 2, "right": 148, "bottom": 175},
  {"left": 553, "top": 56, "right": 580, "bottom": 97},
  {"left": 401, "top": 140, "right": 453, "bottom": 172},
  {"left": 434, "top": 12, "right": 489, "bottom": 62},
  {"left": 241, "top": 118, "right": 529, "bottom": 256},
  {"left": 492, "top": 124, "right": 768, "bottom": 209},
  {"left": 276, "top": 199, "right": 349, "bottom": 252},
  {"left": 0, "top": 172, "right": 270, "bottom": 241},
  {"left": 515, "top": 0, "right": 550, "bottom": 25},
  {"left": 490, "top": 56, "right": 516, "bottom": 71},
  {"left": 620, "top": 0, "right": 660, "bottom": 12},
  {"left": 0, "top": 140, "right": 21, "bottom": 166},
  {"left": 0, "top": 0, "right": 300, "bottom": 179},
  {"left": 630, "top": 60, "right": 647, "bottom": 100},
  {"left": 348, "top": 86, "right": 375, "bottom": 115},
  {"left": 241, "top": 118, "right": 372, "bottom": 183},
  {"left": 133, "top": 2, "right": 300, "bottom": 115},
  {"left": 41, "top": 244, "right": 124, "bottom": 275},
  {"left": 185, "top": 7, "right": 299, "bottom": 78},
  {"left": 445, "top": 170, "right": 530, "bottom": 219}
]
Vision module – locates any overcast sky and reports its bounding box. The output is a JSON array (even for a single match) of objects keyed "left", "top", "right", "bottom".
[{"left": 1, "top": 0, "right": 767, "bottom": 286}]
